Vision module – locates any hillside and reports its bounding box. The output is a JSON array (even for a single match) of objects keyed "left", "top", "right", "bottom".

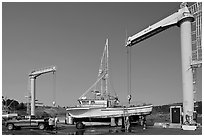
[
  {"left": 152, "top": 101, "right": 202, "bottom": 114},
  {"left": 146, "top": 101, "right": 202, "bottom": 125}
]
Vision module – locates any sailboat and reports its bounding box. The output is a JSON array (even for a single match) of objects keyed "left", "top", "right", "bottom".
[{"left": 66, "top": 39, "right": 153, "bottom": 129}]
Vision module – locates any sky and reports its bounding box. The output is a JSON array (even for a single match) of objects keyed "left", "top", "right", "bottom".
[{"left": 2, "top": 2, "right": 202, "bottom": 107}]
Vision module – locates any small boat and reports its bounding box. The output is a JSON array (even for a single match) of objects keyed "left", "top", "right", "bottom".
[{"left": 66, "top": 39, "right": 153, "bottom": 129}]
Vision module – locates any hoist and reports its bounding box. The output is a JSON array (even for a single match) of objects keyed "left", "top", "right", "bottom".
[
  {"left": 29, "top": 66, "right": 56, "bottom": 115},
  {"left": 125, "top": 2, "right": 196, "bottom": 124}
]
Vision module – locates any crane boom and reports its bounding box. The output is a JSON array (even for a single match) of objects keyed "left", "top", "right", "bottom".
[
  {"left": 126, "top": 4, "right": 194, "bottom": 47},
  {"left": 29, "top": 66, "right": 56, "bottom": 78}
]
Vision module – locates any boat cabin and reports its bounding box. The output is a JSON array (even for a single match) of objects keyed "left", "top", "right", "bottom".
[
  {"left": 78, "top": 97, "right": 120, "bottom": 108},
  {"left": 78, "top": 99, "right": 109, "bottom": 107}
]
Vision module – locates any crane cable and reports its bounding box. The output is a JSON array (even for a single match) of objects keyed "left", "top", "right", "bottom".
[
  {"left": 126, "top": 30, "right": 132, "bottom": 104},
  {"left": 52, "top": 71, "right": 56, "bottom": 106},
  {"left": 127, "top": 46, "right": 132, "bottom": 104}
]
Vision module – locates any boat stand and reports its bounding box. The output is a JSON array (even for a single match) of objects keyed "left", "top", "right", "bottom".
[
  {"left": 120, "top": 116, "right": 131, "bottom": 132},
  {"left": 140, "top": 116, "right": 147, "bottom": 130}
]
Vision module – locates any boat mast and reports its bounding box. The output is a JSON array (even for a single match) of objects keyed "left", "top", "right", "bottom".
[
  {"left": 101, "top": 39, "right": 109, "bottom": 100},
  {"left": 79, "top": 39, "right": 110, "bottom": 100},
  {"left": 106, "top": 39, "right": 109, "bottom": 99},
  {"left": 100, "top": 47, "right": 105, "bottom": 99}
]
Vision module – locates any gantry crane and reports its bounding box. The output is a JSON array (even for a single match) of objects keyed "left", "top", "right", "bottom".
[
  {"left": 29, "top": 66, "right": 56, "bottom": 116},
  {"left": 126, "top": 2, "right": 197, "bottom": 125}
]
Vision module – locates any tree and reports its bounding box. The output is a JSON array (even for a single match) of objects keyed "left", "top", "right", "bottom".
[
  {"left": 5, "top": 99, "right": 19, "bottom": 110},
  {"left": 17, "top": 102, "right": 26, "bottom": 110},
  {"left": 2, "top": 96, "right": 6, "bottom": 105}
]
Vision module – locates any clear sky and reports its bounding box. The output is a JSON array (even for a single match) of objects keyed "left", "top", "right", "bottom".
[{"left": 2, "top": 2, "right": 202, "bottom": 107}]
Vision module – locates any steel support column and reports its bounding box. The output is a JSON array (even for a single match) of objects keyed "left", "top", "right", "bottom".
[
  {"left": 30, "top": 77, "right": 36, "bottom": 116},
  {"left": 179, "top": 5, "right": 194, "bottom": 123}
]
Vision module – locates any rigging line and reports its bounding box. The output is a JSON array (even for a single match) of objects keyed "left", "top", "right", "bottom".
[
  {"left": 107, "top": 57, "right": 117, "bottom": 97},
  {"left": 101, "top": 43, "right": 107, "bottom": 98},
  {"left": 94, "top": 44, "right": 106, "bottom": 92},
  {"left": 106, "top": 56, "right": 114, "bottom": 97},
  {"left": 79, "top": 73, "right": 107, "bottom": 99},
  {"left": 105, "top": 40, "right": 118, "bottom": 98},
  {"left": 108, "top": 78, "right": 117, "bottom": 98}
]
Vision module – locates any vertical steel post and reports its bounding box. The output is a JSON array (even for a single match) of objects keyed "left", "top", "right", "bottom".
[
  {"left": 179, "top": 3, "right": 194, "bottom": 124},
  {"left": 30, "top": 77, "right": 36, "bottom": 116}
]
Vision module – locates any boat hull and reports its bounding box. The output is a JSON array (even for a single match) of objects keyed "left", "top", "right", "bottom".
[{"left": 66, "top": 105, "right": 153, "bottom": 119}]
